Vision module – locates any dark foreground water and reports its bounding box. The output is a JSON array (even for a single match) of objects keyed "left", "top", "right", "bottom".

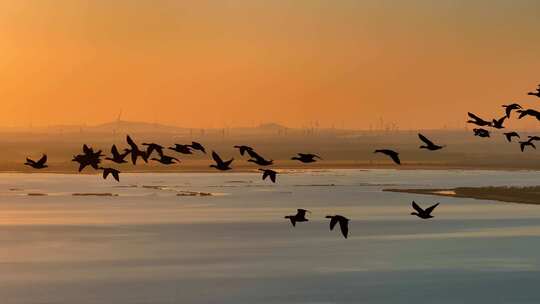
[{"left": 0, "top": 170, "right": 539, "bottom": 303}]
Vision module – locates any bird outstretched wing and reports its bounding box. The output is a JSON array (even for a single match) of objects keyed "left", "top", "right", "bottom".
[
  {"left": 212, "top": 151, "right": 224, "bottom": 165},
  {"left": 329, "top": 216, "right": 338, "bottom": 230},
  {"left": 425, "top": 203, "right": 439, "bottom": 215},
  {"left": 412, "top": 201, "right": 424, "bottom": 213},
  {"left": 389, "top": 153, "right": 401, "bottom": 165},
  {"left": 418, "top": 133, "right": 434, "bottom": 146},
  {"left": 37, "top": 154, "right": 47, "bottom": 166},
  {"left": 338, "top": 219, "right": 349, "bottom": 239}
]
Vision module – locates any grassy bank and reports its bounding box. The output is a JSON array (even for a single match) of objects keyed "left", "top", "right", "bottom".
[{"left": 384, "top": 186, "right": 540, "bottom": 205}]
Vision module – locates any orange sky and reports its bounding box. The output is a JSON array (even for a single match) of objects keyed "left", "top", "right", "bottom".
[{"left": 1, "top": 0, "right": 539, "bottom": 129}]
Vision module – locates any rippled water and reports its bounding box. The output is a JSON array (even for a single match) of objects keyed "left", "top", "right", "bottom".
[{"left": 1, "top": 170, "right": 540, "bottom": 303}]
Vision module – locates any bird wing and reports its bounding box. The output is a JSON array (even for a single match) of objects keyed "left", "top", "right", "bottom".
[
  {"left": 296, "top": 209, "right": 306, "bottom": 217},
  {"left": 338, "top": 219, "right": 349, "bottom": 239},
  {"left": 289, "top": 217, "right": 296, "bottom": 227},
  {"left": 36, "top": 154, "right": 47, "bottom": 166},
  {"left": 261, "top": 170, "right": 269, "bottom": 180},
  {"left": 329, "top": 216, "right": 338, "bottom": 230},
  {"left": 112, "top": 171, "right": 120, "bottom": 182},
  {"left": 269, "top": 171, "right": 276, "bottom": 183},
  {"left": 390, "top": 152, "right": 401, "bottom": 165},
  {"left": 223, "top": 158, "right": 234, "bottom": 167},
  {"left": 425, "top": 203, "right": 439, "bottom": 215},
  {"left": 25, "top": 158, "right": 36, "bottom": 165},
  {"left": 212, "top": 151, "right": 224, "bottom": 165},
  {"left": 246, "top": 149, "right": 264, "bottom": 161},
  {"left": 103, "top": 169, "right": 110, "bottom": 179},
  {"left": 467, "top": 112, "right": 482, "bottom": 121},
  {"left": 418, "top": 133, "right": 434, "bottom": 146},
  {"left": 412, "top": 201, "right": 424, "bottom": 213},
  {"left": 520, "top": 142, "right": 526, "bottom": 152},
  {"left": 126, "top": 135, "right": 137, "bottom": 149},
  {"left": 111, "top": 145, "right": 120, "bottom": 157}
]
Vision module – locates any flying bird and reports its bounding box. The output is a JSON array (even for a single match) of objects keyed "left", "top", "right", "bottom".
[
  {"left": 519, "top": 140, "right": 536, "bottom": 152},
  {"left": 99, "top": 167, "right": 120, "bottom": 182},
  {"left": 374, "top": 149, "right": 401, "bottom": 165},
  {"left": 284, "top": 209, "right": 310, "bottom": 227},
  {"left": 72, "top": 145, "right": 104, "bottom": 172},
  {"left": 259, "top": 169, "right": 277, "bottom": 183},
  {"left": 142, "top": 143, "right": 165, "bottom": 158},
  {"left": 325, "top": 215, "right": 349, "bottom": 239},
  {"left": 503, "top": 131, "right": 520, "bottom": 142},
  {"left": 467, "top": 112, "right": 492, "bottom": 127},
  {"left": 491, "top": 116, "right": 506, "bottom": 129},
  {"left": 517, "top": 109, "right": 540, "bottom": 121},
  {"left": 25, "top": 154, "right": 48, "bottom": 169},
  {"left": 210, "top": 151, "right": 233, "bottom": 171},
  {"left": 169, "top": 144, "right": 193, "bottom": 154},
  {"left": 234, "top": 145, "right": 254, "bottom": 156},
  {"left": 126, "top": 135, "right": 148, "bottom": 165},
  {"left": 527, "top": 84, "right": 540, "bottom": 98},
  {"left": 247, "top": 149, "right": 274, "bottom": 166},
  {"left": 189, "top": 141, "right": 206, "bottom": 154},
  {"left": 473, "top": 128, "right": 490, "bottom": 138},
  {"left": 418, "top": 133, "right": 444, "bottom": 151},
  {"left": 291, "top": 153, "right": 321, "bottom": 163},
  {"left": 410, "top": 201, "right": 439, "bottom": 219},
  {"left": 502, "top": 103, "right": 522, "bottom": 118},
  {"left": 151, "top": 154, "right": 180, "bottom": 165},
  {"left": 105, "top": 145, "right": 129, "bottom": 164}
]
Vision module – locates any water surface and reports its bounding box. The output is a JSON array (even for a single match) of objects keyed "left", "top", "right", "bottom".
[{"left": 1, "top": 170, "right": 539, "bottom": 303}]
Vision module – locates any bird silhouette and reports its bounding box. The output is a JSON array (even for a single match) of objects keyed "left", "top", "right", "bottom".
[
  {"left": 517, "top": 109, "right": 540, "bottom": 121},
  {"left": 291, "top": 153, "right": 321, "bottom": 163},
  {"left": 25, "top": 154, "right": 48, "bottom": 169},
  {"left": 502, "top": 103, "right": 522, "bottom": 118},
  {"left": 527, "top": 136, "right": 540, "bottom": 142},
  {"left": 105, "top": 145, "right": 129, "bottom": 164},
  {"left": 504, "top": 131, "right": 520, "bottom": 142},
  {"left": 473, "top": 128, "right": 490, "bottom": 138},
  {"left": 467, "top": 112, "right": 492, "bottom": 127},
  {"left": 189, "top": 141, "right": 206, "bottom": 154},
  {"left": 284, "top": 209, "right": 310, "bottom": 227},
  {"left": 234, "top": 145, "right": 254, "bottom": 156},
  {"left": 418, "top": 133, "right": 444, "bottom": 151},
  {"left": 411, "top": 201, "right": 439, "bottom": 219},
  {"left": 126, "top": 135, "right": 148, "bottom": 165},
  {"left": 325, "top": 215, "right": 349, "bottom": 239},
  {"left": 99, "top": 167, "right": 120, "bottom": 182},
  {"left": 151, "top": 154, "right": 180, "bottom": 165},
  {"left": 169, "top": 144, "right": 193, "bottom": 154},
  {"left": 259, "top": 169, "right": 277, "bottom": 183},
  {"left": 247, "top": 149, "right": 274, "bottom": 166},
  {"left": 527, "top": 84, "right": 540, "bottom": 98},
  {"left": 491, "top": 116, "right": 506, "bottom": 129},
  {"left": 210, "top": 151, "right": 233, "bottom": 171},
  {"left": 142, "top": 143, "right": 165, "bottom": 158},
  {"left": 72, "top": 145, "right": 103, "bottom": 172},
  {"left": 374, "top": 149, "right": 401, "bottom": 165},
  {"left": 519, "top": 140, "right": 536, "bottom": 152}
]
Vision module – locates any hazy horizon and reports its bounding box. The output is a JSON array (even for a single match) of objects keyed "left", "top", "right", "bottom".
[{"left": 1, "top": 0, "right": 539, "bottom": 129}]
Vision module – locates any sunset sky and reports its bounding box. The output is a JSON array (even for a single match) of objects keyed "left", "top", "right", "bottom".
[{"left": 1, "top": 0, "right": 539, "bottom": 129}]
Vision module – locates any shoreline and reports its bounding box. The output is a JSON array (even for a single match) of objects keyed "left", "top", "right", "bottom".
[
  {"left": 7, "top": 163, "right": 540, "bottom": 174},
  {"left": 383, "top": 187, "right": 540, "bottom": 205}
]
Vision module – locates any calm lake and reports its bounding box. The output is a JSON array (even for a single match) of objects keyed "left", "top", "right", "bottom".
[{"left": 1, "top": 170, "right": 540, "bottom": 303}]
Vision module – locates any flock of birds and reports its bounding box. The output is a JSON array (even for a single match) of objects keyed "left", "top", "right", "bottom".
[
  {"left": 22, "top": 84, "right": 540, "bottom": 239},
  {"left": 468, "top": 83, "right": 540, "bottom": 152}
]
